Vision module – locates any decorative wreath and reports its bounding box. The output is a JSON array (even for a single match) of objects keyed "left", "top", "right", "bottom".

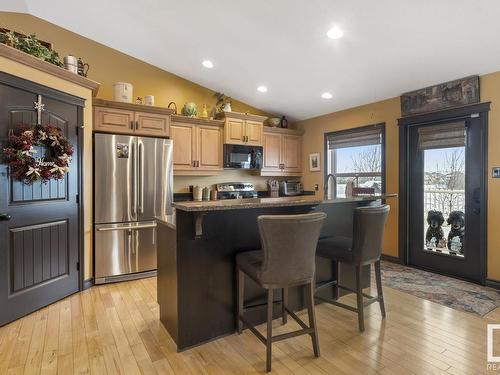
[{"left": 2, "top": 124, "right": 73, "bottom": 185}]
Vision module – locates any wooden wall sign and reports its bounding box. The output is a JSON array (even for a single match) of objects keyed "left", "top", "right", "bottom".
[{"left": 400, "top": 75, "right": 480, "bottom": 117}]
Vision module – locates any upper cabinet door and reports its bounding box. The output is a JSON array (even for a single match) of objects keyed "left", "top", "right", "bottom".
[
  {"left": 170, "top": 123, "right": 196, "bottom": 170},
  {"left": 282, "top": 134, "right": 302, "bottom": 174},
  {"left": 262, "top": 132, "right": 282, "bottom": 173},
  {"left": 197, "top": 125, "right": 223, "bottom": 171},
  {"left": 245, "top": 120, "right": 263, "bottom": 146},
  {"left": 135, "top": 111, "right": 170, "bottom": 137},
  {"left": 224, "top": 118, "right": 245, "bottom": 145},
  {"left": 94, "top": 106, "right": 134, "bottom": 134}
]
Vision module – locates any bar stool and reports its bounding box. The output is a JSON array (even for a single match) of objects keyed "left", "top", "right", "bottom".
[
  {"left": 315, "top": 205, "right": 390, "bottom": 332},
  {"left": 236, "top": 212, "right": 326, "bottom": 372}
]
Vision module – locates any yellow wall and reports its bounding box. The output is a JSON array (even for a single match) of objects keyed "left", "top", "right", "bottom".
[
  {"left": 481, "top": 71, "right": 500, "bottom": 281},
  {"left": 297, "top": 72, "right": 500, "bottom": 282}
]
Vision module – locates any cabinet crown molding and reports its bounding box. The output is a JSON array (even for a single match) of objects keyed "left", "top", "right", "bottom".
[
  {"left": 0, "top": 43, "right": 100, "bottom": 97},
  {"left": 263, "top": 126, "right": 304, "bottom": 135},
  {"left": 171, "top": 115, "right": 225, "bottom": 127},
  {"left": 221, "top": 111, "right": 268, "bottom": 122},
  {"left": 93, "top": 98, "right": 175, "bottom": 115}
]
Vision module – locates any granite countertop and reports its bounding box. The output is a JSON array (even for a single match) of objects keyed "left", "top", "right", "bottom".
[{"left": 171, "top": 194, "right": 397, "bottom": 212}]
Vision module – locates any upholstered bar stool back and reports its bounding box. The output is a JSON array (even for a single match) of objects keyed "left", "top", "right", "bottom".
[
  {"left": 352, "top": 205, "right": 390, "bottom": 265},
  {"left": 315, "top": 204, "right": 390, "bottom": 332},
  {"left": 258, "top": 213, "right": 326, "bottom": 287},
  {"left": 236, "top": 212, "right": 326, "bottom": 372}
]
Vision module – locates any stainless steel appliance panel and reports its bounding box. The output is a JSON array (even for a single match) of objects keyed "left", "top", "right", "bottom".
[
  {"left": 94, "top": 221, "right": 157, "bottom": 281},
  {"left": 94, "top": 133, "right": 137, "bottom": 224},
  {"left": 137, "top": 137, "right": 173, "bottom": 221},
  {"left": 223, "top": 144, "right": 263, "bottom": 169}
]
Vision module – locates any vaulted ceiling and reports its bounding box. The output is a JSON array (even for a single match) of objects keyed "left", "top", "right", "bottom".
[{"left": 5, "top": 0, "right": 500, "bottom": 120}]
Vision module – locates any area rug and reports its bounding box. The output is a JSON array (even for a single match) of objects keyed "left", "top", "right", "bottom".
[{"left": 375, "top": 261, "right": 500, "bottom": 316}]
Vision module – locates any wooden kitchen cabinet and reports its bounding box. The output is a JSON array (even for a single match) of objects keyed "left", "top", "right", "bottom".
[
  {"left": 170, "top": 122, "right": 196, "bottom": 169},
  {"left": 261, "top": 127, "right": 303, "bottom": 176},
  {"left": 224, "top": 117, "right": 245, "bottom": 144},
  {"left": 135, "top": 111, "right": 170, "bottom": 137},
  {"left": 93, "top": 98, "right": 174, "bottom": 137},
  {"left": 223, "top": 111, "right": 266, "bottom": 146},
  {"left": 94, "top": 106, "right": 134, "bottom": 134},
  {"left": 262, "top": 131, "right": 282, "bottom": 173},
  {"left": 170, "top": 115, "right": 224, "bottom": 175}
]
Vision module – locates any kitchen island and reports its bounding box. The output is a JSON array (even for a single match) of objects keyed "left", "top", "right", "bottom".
[{"left": 157, "top": 194, "right": 396, "bottom": 351}]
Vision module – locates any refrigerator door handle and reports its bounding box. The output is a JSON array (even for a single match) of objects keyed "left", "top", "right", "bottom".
[
  {"left": 96, "top": 223, "right": 157, "bottom": 231},
  {"left": 127, "top": 229, "right": 132, "bottom": 273},
  {"left": 132, "top": 140, "right": 138, "bottom": 219},
  {"left": 138, "top": 139, "right": 144, "bottom": 214}
]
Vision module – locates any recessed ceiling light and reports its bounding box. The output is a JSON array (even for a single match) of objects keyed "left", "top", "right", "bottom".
[
  {"left": 327, "top": 26, "right": 344, "bottom": 40},
  {"left": 321, "top": 92, "right": 333, "bottom": 99},
  {"left": 202, "top": 60, "right": 214, "bottom": 68},
  {"left": 257, "top": 86, "right": 268, "bottom": 93}
]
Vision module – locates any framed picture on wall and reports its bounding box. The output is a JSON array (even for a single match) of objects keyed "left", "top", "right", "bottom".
[{"left": 309, "top": 152, "right": 320, "bottom": 172}]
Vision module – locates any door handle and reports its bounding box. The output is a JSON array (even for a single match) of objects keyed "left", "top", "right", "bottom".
[
  {"left": 96, "top": 223, "right": 157, "bottom": 231},
  {"left": 138, "top": 140, "right": 144, "bottom": 214},
  {"left": 0, "top": 213, "right": 11, "bottom": 221},
  {"left": 132, "top": 141, "right": 138, "bottom": 219}
]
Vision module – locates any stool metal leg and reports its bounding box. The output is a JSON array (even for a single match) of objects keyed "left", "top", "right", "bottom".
[
  {"left": 237, "top": 267, "right": 244, "bottom": 334},
  {"left": 374, "top": 260, "right": 386, "bottom": 318},
  {"left": 306, "top": 282, "right": 320, "bottom": 357},
  {"left": 266, "top": 289, "right": 274, "bottom": 372},
  {"left": 282, "top": 288, "right": 288, "bottom": 324},
  {"left": 355, "top": 265, "right": 365, "bottom": 332}
]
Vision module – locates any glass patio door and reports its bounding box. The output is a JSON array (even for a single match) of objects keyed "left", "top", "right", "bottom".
[{"left": 407, "top": 119, "right": 485, "bottom": 282}]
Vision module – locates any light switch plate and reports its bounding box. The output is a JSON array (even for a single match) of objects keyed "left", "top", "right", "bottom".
[{"left": 493, "top": 167, "right": 500, "bottom": 178}]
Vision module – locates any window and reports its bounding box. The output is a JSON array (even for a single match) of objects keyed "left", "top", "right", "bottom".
[{"left": 325, "top": 124, "right": 385, "bottom": 198}]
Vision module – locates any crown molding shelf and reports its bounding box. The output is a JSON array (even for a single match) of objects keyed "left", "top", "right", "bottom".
[{"left": 0, "top": 43, "right": 100, "bottom": 96}]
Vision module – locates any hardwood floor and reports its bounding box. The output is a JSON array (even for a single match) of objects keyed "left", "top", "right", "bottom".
[{"left": 0, "top": 277, "right": 497, "bottom": 375}]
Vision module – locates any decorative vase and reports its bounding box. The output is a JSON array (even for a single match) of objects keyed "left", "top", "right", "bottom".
[
  {"left": 267, "top": 117, "right": 281, "bottom": 127},
  {"left": 183, "top": 102, "right": 198, "bottom": 117},
  {"left": 201, "top": 104, "right": 209, "bottom": 119}
]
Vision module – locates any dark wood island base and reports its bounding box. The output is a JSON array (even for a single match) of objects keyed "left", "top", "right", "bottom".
[{"left": 157, "top": 195, "right": 396, "bottom": 351}]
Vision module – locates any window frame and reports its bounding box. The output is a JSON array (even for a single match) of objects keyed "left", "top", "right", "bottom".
[{"left": 323, "top": 123, "right": 386, "bottom": 196}]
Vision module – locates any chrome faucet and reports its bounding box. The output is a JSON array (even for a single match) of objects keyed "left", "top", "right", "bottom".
[{"left": 324, "top": 174, "right": 337, "bottom": 200}]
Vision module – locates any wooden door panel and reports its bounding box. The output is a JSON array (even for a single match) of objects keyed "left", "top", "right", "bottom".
[
  {"left": 262, "top": 132, "right": 282, "bottom": 173},
  {"left": 94, "top": 106, "right": 133, "bottom": 134},
  {"left": 171, "top": 123, "right": 195, "bottom": 169},
  {"left": 135, "top": 112, "right": 169, "bottom": 137},
  {"left": 0, "top": 73, "right": 80, "bottom": 326},
  {"left": 245, "top": 120, "right": 263, "bottom": 146},
  {"left": 198, "top": 126, "right": 222, "bottom": 170},
  {"left": 10, "top": 220, "right": 68, "bottom": 293},
  {"left": 224, "top": 119, "right": 245, "bottom": 144},
  {"left": 282, "top": 135, "right": 302, "bottom": 174}
]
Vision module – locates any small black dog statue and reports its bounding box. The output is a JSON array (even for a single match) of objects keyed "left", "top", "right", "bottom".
[
  {"left": 425, "top": 210, "right": 445, "bottom": 248},
  {"left": 447, "top": 211, "right": 465, "bottom": 253}
]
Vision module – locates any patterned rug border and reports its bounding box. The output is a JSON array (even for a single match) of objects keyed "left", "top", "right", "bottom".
[{"left": 373, "top": 261, "right": 500, "bottom": 317}]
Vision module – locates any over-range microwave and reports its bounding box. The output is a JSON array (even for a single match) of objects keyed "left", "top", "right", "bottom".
[{"left": 223, "top": 144, "right": 263, "bottom": 169}]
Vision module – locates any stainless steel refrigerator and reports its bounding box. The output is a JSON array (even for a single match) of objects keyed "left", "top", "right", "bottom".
[{"left": 93, "top": 133, "right": 173, "bottom": 284}]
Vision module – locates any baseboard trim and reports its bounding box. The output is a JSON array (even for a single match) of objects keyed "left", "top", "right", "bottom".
[
  {"left": 381, "top": 254, "right": 401, "bottom": 264},
  {"left": 83, "top": 278, "right": 94, "bottom": 290},
  {"left": 486, "top": 279, "right": 500, "bottom": 290}
]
